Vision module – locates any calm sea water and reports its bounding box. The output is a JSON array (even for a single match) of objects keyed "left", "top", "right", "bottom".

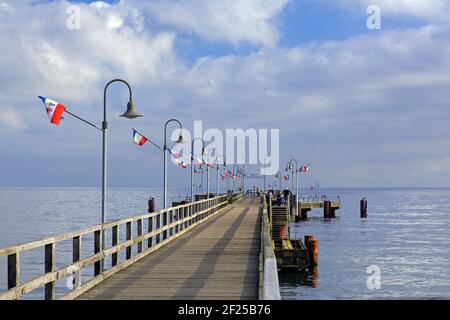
[
  {"left": 0, "top": 187, "right": 449, "bottom": 299},
  {"left": 280, "top": 188, "right": 450, "bottom": 300}
]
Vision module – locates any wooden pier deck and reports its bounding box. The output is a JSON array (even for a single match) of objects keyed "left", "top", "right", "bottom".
[{"left": 78, "top": 197, "right": 262, "bottom": 300}]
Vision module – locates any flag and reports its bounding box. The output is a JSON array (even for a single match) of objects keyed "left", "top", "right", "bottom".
[
  {"left": 132, "top": 129, "right": 148, "bottom": 146},
  {"left": 39, "top": 96, "right": 65, "bottom": 125},
  {"left": 302, "top": 164, "right": 310, "bottom": 172},
  {"left": 193, "top": 156, "right": 204, "bottom": 165}
]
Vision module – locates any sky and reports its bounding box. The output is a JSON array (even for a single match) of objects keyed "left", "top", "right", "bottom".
[{"left": 1, "top": 0, "right": 450, "bottom": 188}]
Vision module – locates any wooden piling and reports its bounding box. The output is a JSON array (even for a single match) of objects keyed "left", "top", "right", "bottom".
[
  {"left": 323, "top": 200, "right": 331, "bottom": 218},
  {"left": 360, "top": 198, "right": 368, "bottom": 218},
  {"left": 304, "top": 236, "right": 318, "bottom": 268},
  {"left": 148, "top": 197, "right": 156, "bottom": 213}
]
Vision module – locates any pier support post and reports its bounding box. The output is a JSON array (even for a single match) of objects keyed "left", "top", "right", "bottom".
[
  {"left": 360, "top": 198, "right": 368, "bottom": 218},
  {"left": 148, "top": 197, "right": 156, "bottom": 213},
  {"left": 324, "top": 200, "right": 331, "bottom": 218}
]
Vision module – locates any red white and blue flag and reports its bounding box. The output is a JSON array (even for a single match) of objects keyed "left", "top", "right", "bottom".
[
  {"left": 39, "top": 96, "right": 65, "bottom": 125},
  {"left": 132, "top": 129, "right": 148, "bottom": 146},
  {"left": 301, "top": 164, "right": 311, "bottom": 172}
]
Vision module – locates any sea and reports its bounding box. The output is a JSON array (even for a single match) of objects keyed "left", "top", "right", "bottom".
[{"left": 0, "top": 187, "right": 449, "bottom": 300}]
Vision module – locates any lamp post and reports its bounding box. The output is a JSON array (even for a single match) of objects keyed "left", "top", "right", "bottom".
[
  {"left": 286, "top": 159, "right": 299, "bottom": 218},
  {"left": 191, "top": 138, "right": 205, "bottom": 202},
  {"left": 215, "top": 155, "right": 226, "bottom": 196},
  {"left": 163, "top": 119, "right": 185, "bottom": 209},
  {"left": 102, "top": 79, "right": 142, "bottom": 270},
  {"left": 232, "top": 165, "right": 241, "bottom": 191},
  {"left": 206, "top": 148, "right": 216, "bottom": 199}
]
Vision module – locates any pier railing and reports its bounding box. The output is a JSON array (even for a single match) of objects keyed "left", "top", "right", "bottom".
[
  {"left": 258, "top": 195, "right": 280, "bottom": 300},
  {"left": 0, "top": 195, "right": 233, "bottom": 300},
  {"left": 299, "top": 195, "right": 341, "bottom": 204},
  {"left": 228, "top": 191, "right": 245, "bottom": 204}
]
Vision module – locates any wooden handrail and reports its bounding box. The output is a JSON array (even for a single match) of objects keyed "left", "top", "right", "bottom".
[{"left": 0, "top": 193, "right": 240, "bottom": 300}]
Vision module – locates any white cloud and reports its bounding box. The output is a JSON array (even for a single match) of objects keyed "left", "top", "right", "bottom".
[
  {"left": 130, "top": 0, "right": 290, "bottom": 46},
  {"left": 332, "top": 0, "right": 450, "bottom": 21},
  {"left": 1, "top": 0, "right": 450, "bottom": 187}
]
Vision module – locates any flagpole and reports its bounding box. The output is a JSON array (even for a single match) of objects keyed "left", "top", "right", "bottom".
[
  {"left": 65, "top": 110, "right": 102, "bottom": 131},
  {"left": 191, "top": 138, "right": 205, "bottom": 202}
]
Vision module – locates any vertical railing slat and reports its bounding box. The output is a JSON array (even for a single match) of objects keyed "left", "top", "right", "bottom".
[
  {"left": 73, "top": 236, "right": 81, "bottom": 289},
  {"left": 7, "top": 253, "right": 19, "bottom": 291},
  {"left": 112, "top": 226, "right": 118, "bottom": 267},
  {"left": 44, "top": 243, "right": 55, "bottom": 300},
  {"left": 137, "top": 219, "right": 143, "bottom": 253},
  {"left": 148, "top": 217, "right": 153, "bottom": 248},
  {"left": 94, "top": 230, "right": 101, "bottom": 276},
  {"left": 126, "top": 222, "right": 132, "bottom": 260}
]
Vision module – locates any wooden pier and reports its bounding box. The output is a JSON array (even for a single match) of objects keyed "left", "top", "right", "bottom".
[
  {"left": 79, "top": 197, "right": 261, "bottom": 300},
  {"left": 0, "top": 192, "right": 281, "bottom": 300}
]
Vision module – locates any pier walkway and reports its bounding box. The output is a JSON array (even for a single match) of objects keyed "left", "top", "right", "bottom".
[
  {"left": 79, "top": 197, "right": 261, "bottom": 300},
  {"left": 0, "top": 193, "right": 283, "bottom": 300}
]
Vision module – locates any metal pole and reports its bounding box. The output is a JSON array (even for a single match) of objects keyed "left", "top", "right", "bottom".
[
  {"left": 163, "top": 119, "right": 183, "bottom": 209},
  {"left": 216, "top": 164, "right": 220, "bottom": 195},
  {"left": 206, "top": 160, "right": 210, "bottom": 199},
  {"left": 190, "top": 148, "right": 194, "bottom": 202},
  {"left": 163, "top": 141, "right": 167, "bottom": 209},
  {"left": 101, "top": 79, "right": 134, "bottom": 272},
  {"left": 191, "top": 138, "right": 205, "bottom": 202}
]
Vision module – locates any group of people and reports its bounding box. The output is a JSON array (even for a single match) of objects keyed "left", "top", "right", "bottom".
[{"left": 265, "top": 188, "right": 293, "bottom": 206}]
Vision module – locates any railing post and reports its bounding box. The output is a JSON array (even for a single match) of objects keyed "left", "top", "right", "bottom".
[
  {"left": 112, "top": 226, "right": 118, "bottom": 266},
  {"left": 44, "top": 243, "right": 55, "bottom": 300},
  {"left": 148, "top": 217, "right": 153, "bottom": 248},
  {"left": 7, "top": 253, "right": 19, "bottom": 290},
  {"left": 126, "top": 221, "right": 132, "bottom": 260},
  {"left": 162, "top": 212, "right": 168, "bottom": 240},
  {"left": 73, "top": 236, "right": 81, "bottom": 289},
  {"left": 156, "top": 213, "right": 161, "bottom": 244},
  {"left": 94, "top": 230, "right": 101, "bottom": 276},
  {"left": 169, "top": 209, "right": 174, "bottom": 237},
  {"left": 137, "top": 219, "right": 143, "bottom": 253}
]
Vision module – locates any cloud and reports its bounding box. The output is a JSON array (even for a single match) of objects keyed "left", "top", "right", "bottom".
[
  {"left": 1, "top": 0, "right": 450, "bottom": 187},
  {"left": 331, "top": 0, "right": 450, "bottom": 22},
  {"left": 130, "top": 0, "right": 290, "bottom": 47}
]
